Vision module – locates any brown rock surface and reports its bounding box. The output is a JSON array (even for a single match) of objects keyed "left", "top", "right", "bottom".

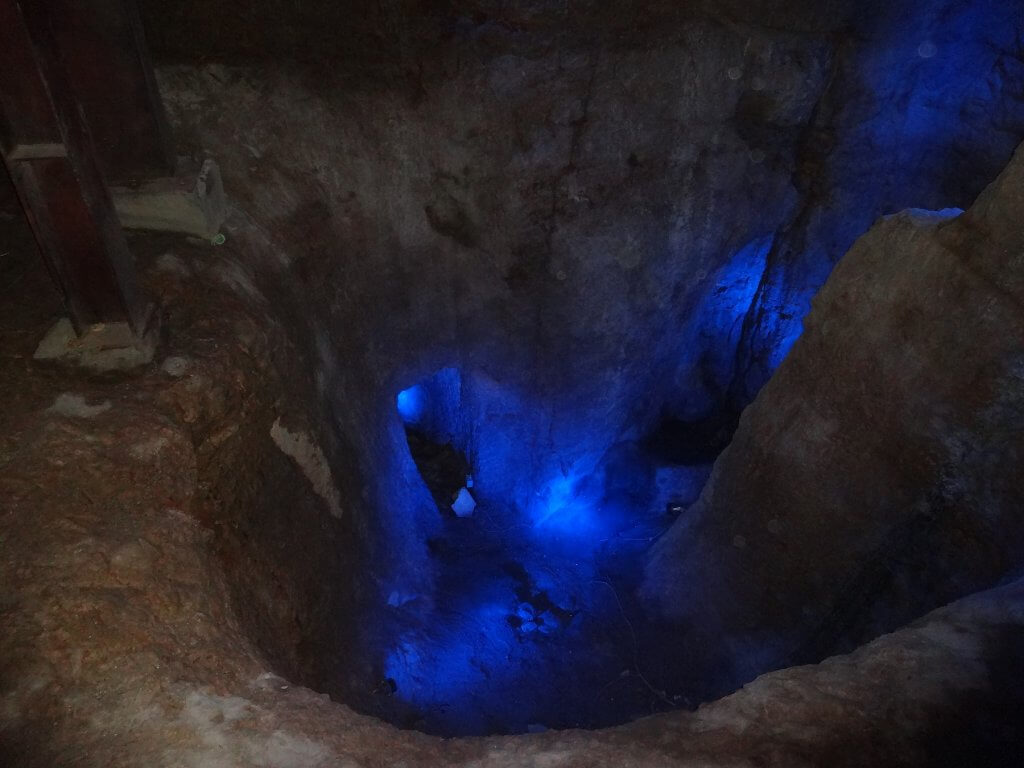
[
  {"left": 1, "top": 160, "right": 1023, "bottom": 764},
  {"left": 644, "top": 142, "right": 1024, "bottom": 693},
  {"left": 4, "top": 8, "right": 1024, "bottom": 756}
]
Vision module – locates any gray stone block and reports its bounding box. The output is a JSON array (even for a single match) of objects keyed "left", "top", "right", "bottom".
[
  {"left": 112, "top": 159, "right": 225, "bottom": 239},
  {"left": 34, "top": 313, "right": 159, "bottom": 373}
]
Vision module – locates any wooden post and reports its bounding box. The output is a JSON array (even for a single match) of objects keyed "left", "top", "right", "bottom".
[
  {"left": 49, "top": 0, "right": 175, "bottom": 183},
  {"left": 0, "top": 0, "right": 148, "bottom": 335}
]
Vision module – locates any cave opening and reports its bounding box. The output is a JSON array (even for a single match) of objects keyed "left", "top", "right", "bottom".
[{"left": 397, "top": 375, "right": 473, "bottom": 517}]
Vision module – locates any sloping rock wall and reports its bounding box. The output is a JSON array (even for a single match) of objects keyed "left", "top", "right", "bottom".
[{"left": 644, "top": 142, "right": 1024, "bottom": 696}]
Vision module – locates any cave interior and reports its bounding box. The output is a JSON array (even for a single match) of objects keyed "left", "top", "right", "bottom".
[{"left": 2, "top": 0, "right": 1024, "bottom": 765}]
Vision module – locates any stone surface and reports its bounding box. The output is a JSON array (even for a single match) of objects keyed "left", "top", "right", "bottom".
[
  {"left": 269, "top": 416, "right": 345, "bottom": 518},
  {"left": 1, "top": 227, "right": 1023, "bottom": 767},
  {"left": 112, "top": 159, "right": 226, "bottom": 239},
  {"left": 45, "top": 392, "right": 113, "bottom": 418},
  {"left": 139, "top": 0, "right": 1024, "bottom": 729},
  {"left": 33, "top": 315, "right": 159, "bottom": 372},
  {"left": 145, "top": 0, "right": 1024, "bottom": 720},
  {"left": 4, "top": 0, "right": 1024, "bottom": 760},
  {"left": 644, "top": 142, "right": 1024, "bottom": 697}
]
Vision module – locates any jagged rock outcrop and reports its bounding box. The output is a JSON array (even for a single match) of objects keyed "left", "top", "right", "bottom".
[{"left": 644, "top": 142, "right": 1024, "bottom": 697}]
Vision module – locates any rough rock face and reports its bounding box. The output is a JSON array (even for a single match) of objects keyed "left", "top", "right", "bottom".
[
  {"left": 644, "top": 142, "right": 1024, "bottom": 698},
  {"left": 139, "top": 0, "right": 863, "bottom": 67},
  {"left": 153, "top": 27, "right": 837, "bottom": 719},
  {"left": 5, "top": 0, "right": 1024, "bottom": 754},
  {"left": 143, "top": 0, "right": 1024, "bottom": 415},
  {"left": 730, "top": 0, "right": 1024, "bottom": 403},
  {"left": 151, "top": 2, "right": 1024, "bottom": 717},
  {"left": 2, "top": 212, "right": 1024, "bottom": 767}
]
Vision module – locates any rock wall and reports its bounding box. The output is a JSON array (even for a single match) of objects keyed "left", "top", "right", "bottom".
[
  {"left": 644, "top": 142, "right": 1024, "bottom": 696},
  {"left": 2, "top": 196, "right": 1023, "bottom": 765},
  {"left": 148, "top": 0, "right": 1024, "bottom": 718}
]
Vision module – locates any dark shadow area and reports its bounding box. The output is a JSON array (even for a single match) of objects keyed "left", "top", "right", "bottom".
[
  {"left": 643, "top": 410, "right": 740, "bottom": 466},
  {"left": 921, "top": 627, "right": 1024, "bottom": 768},
  {"left": 405, "top": 426, "right": 471, "bottom": 514}
]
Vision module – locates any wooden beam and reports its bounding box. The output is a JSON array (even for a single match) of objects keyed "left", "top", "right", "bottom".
[
  {"left": 0, "top": 0, "right": 148, "bottom": 335},
  {"left": 49, "top": 0, "right": 174, "bottom": 183}
]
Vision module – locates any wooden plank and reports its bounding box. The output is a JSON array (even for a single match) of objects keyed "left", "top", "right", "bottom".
[{"left": 0, "top": 2, "right": 62, "bottom": 155}]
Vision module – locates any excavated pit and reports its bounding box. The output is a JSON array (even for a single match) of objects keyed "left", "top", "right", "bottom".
[
  {"left": 143, "top": 0, "right": 1024, "bottom": 738},
  {"left": 4, "top": 0, "right": 1024, "bottom": 764}
]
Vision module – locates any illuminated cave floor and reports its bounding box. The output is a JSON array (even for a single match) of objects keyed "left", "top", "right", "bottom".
[{"left": 365, "top": 459, "right": 713, "bottom": 736}]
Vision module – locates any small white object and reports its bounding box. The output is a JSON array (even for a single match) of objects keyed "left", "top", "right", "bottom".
[
  {"left": 451, "top": 488, "right": 477, "bottom": 517},
  {"left": 161, "top": 355, "right": 189, "bottom": 378},
  {"left": 387, "top": 591, "right": 418, "bottom": 607},
  {"left": 465, "top": 474, "right": 474, "bottom": 488}
]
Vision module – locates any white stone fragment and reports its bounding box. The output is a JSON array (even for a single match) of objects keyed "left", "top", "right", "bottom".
[
  {"left": 162, "top": 356, "right": 190, "bottom": 378},
  {"left": 451, "top": 487, "right": 476, "bottom": 517},
  {"left": 270, "top": 418, "right": 343, "bottom": 518},
  {"left": 46, "top": 393, "right": 112, "bottom": 419}
]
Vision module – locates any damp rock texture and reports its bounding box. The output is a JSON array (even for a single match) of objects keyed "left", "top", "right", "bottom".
[
  {"left": 644, "top": 141, "right": 1024, "bottom": 698},
  {"left": 4, "top": 0, "right": 1024, "bottom": 762},
  {"left": 149, "top": 1, "right": 1024, "bottom": 714},
  {"left": 0, "top": 223, "right": 1019, "bottom": 767}
]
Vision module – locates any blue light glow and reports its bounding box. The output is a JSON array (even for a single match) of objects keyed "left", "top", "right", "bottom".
[
  {"left": 531, "top": 473, "right": 594, "bottom": 532},
  {"left": 396, "top": 384, "right": 426, "bottom": 424},
  {"left": 355, "top": 0, "right": 1024, "bottom": 735},
  {"left": 383, "top": 599, "right": 516, "bottom": 713},
  {"left": 368, "top": 365, "right": 688, "bottom": 734},
  {"left": 667, "top": 235, "right": 773, "bottom": 421}
]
